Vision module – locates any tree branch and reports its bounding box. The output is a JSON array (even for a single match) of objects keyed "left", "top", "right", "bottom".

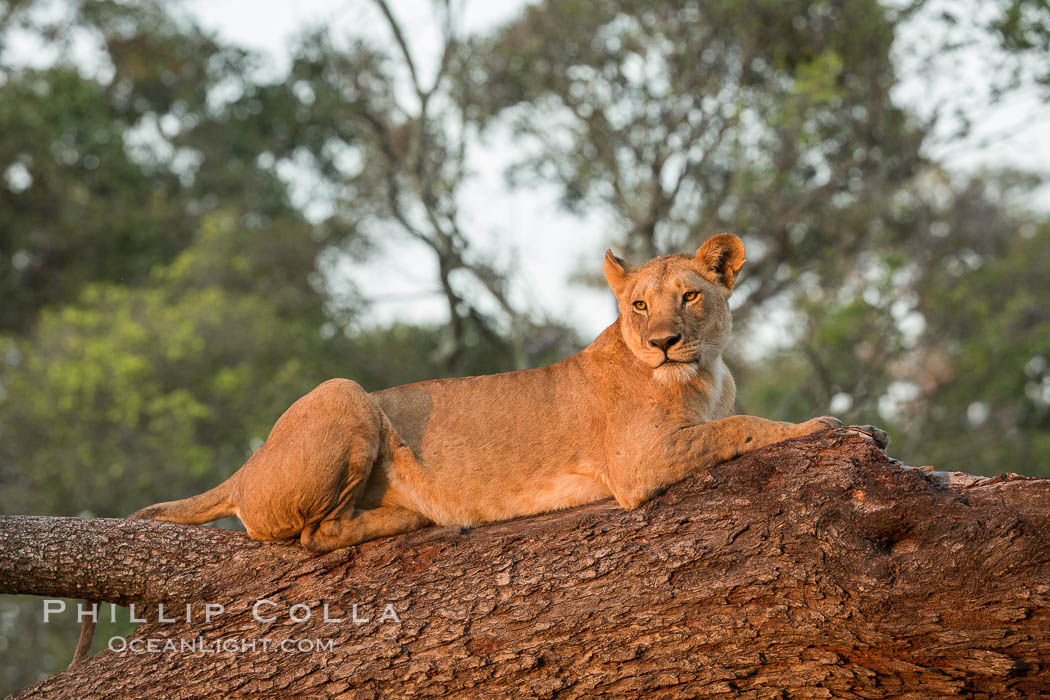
[
  {"left": 372, "top": 0, "right": 423, "bottom": 98},
  {"left": 5, "top": 430, "right": 1050, "bottom": 697},
  {"left": 0, "top": 517, "right": 309, "bottom": 605}
]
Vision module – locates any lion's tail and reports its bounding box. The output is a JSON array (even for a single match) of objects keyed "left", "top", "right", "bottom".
[
  {"left": 69, "top": 615, "right": 95, "bottom": 667},
  {"left": 127, "top": 477, "right": 237, "bottom": 524},
  {"left": 70, "top": 477, "right": 239, "bottom": 666}
]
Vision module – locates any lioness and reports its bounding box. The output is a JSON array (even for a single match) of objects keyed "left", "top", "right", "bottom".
[
  {"left": 134, "top": 233, "right": 841, "bottom": 546},
  {"left": 72, "top": 233, "right": 849, "bottom": 662}
]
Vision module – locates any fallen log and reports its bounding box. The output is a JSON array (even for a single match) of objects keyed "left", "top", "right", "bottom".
[{"left": 2, "top": 429, "right": 1048, "bottom": 698}]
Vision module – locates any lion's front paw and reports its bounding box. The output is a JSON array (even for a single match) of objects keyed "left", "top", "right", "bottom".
[
  {"left": 804, "top": 415, "right": 843, "bottom": 432},
  {"left": 786, "top": 415, "right": 841, "bottom": 441},
  {"left": 845, "top": 424, "right": 891, "bottom": 450}
]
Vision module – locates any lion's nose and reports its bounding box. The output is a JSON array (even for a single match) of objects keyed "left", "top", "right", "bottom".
[{"left": 649, "top": 334, "right": 682, "bottom": 352}]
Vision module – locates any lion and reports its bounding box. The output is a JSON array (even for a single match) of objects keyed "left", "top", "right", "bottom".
[{"left": 73, "top": 233, "right": 872, "bottom": 663}]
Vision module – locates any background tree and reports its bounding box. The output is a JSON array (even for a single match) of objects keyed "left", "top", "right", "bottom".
[
  {"left": 277, "top": 0, "right": 577, "bottom": 372},
  {"left": 467, "top": 0, "right": 926, "bottom": 325}
]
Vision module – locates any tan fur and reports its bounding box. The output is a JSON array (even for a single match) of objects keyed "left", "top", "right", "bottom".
[{"left": 130, "top": 233, "right": 839, "bottom": 550}]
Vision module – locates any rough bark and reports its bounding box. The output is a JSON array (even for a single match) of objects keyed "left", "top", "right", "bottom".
[{"left": 2, "top": 429, "right": 1049, "bottom": 698}]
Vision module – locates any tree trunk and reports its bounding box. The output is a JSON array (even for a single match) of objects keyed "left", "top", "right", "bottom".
[{"left": 2, "top": 429, "right": 1049, "bottom": 698}]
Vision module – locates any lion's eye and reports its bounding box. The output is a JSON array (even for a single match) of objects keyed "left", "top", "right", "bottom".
[
  {"left": 683, "top": 291, "right": 700, "bottom": 303},
  {"left": 632, "top": 300, "right": 647, "bottom": 311}
]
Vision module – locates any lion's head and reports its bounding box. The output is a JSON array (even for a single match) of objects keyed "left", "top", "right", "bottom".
[{"left": 604, "top": 233, "right": 746, "bottom": 382}]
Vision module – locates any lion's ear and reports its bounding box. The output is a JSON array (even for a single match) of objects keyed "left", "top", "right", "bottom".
[
  {"left": 695, "top": 233, "right": 746, "bottom": 290},
  {"left": 603, "top": 249, "right": 637, "bottom": 298}
]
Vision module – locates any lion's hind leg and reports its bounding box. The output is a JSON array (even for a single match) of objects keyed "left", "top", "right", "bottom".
[
  {"left": 290, "top": 380, "right": 432, "bottom": 553},
  {"left": 300, "top": 506, "right": 431, "bottom": 554}
]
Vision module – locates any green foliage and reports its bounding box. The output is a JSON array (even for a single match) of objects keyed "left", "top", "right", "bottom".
[
  {"left": 0, "top": 65, "right": 192, "bottom": 330},
  {"left": 911, "top": 222, "right": 1050, "bottom": 474},
  {"left": 736, "top": 296, "right": 902, "bottom": 424},
  {"left": 991, "top": 0, "right": 1050, "bottom": 90},
  {"left": 0, "top": 212, "right": 330, "bottom": 517},
  {"left": 0, "top": 0, "right": 364, "bottom": 334},
  {"left": 734, "top": 175, "right": 1050, "bottom": 477}
]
